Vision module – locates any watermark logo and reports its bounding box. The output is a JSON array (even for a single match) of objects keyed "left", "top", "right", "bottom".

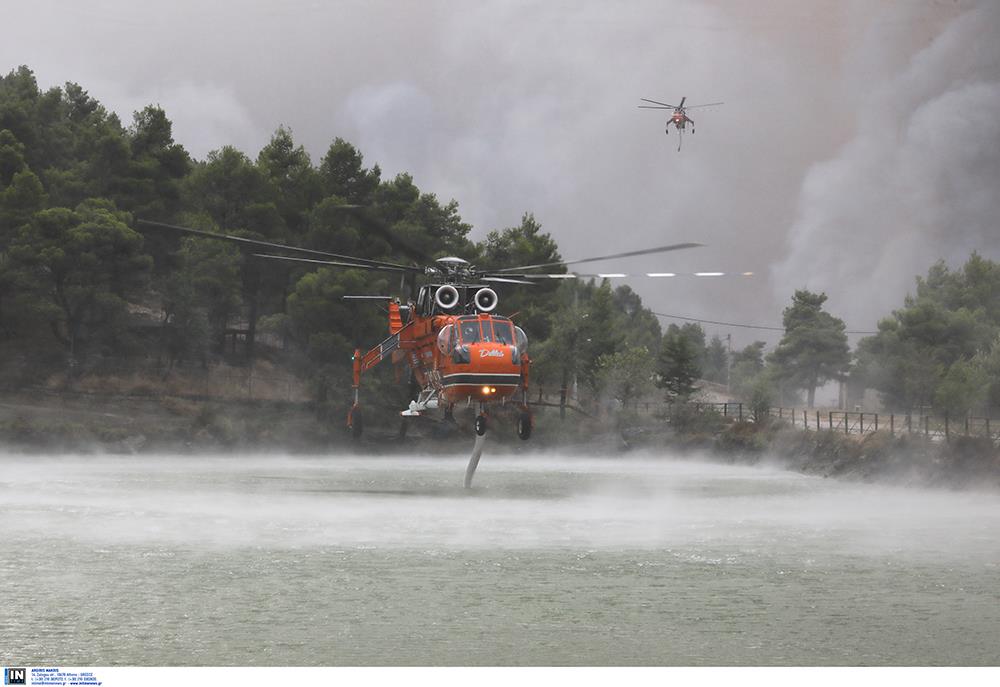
[{"left": 4, "top": 668, "right": 26, "bottom": 685}]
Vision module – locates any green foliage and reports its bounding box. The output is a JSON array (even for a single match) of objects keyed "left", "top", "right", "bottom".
[
  {"left": 183, "top": 146, "right": 269, "bottom": 231},
  {"left": 371, "top": 173, "right": 475, "bottom": 261},
  {"left": 125, "top": 105, "right": 191, "bottom": 218},
  {"left": 257, "top": 127, "right": 321, "bottom": 238},
  {"left": 319, "top": 137, "right": 380, "bottom": 205},
  {"left": 1, "top": 168, "right": 46, "bottom": 243},
  {"left": 478, "top": 213, "right": 563, "bottom": 340},
  {"left": 612, "top": 285, "right": 661, "bottom": 353},
  {"left": 594, "top": 345, "right": 655, "bottom": 405},
  {"left": 286, "top": 267, "right": 389, "bottom": 366},
  {"left": 933, "top": 359, "right": 988, "bottom": 418},
  {"left": 703, "top": 334, "right": 728, "bottom": 384},
  {"left": 163, "top": 234, "right": 242, "bottom": 348},
  {"left": 530, "top": 277, "right": 653, "bottom": 404},
  {"left": 0, "top": 128, "right": 28, "bottom": 186},
  {"left": 768, "top": 290, "right": 850, "bottom": 407},
  {"left": 747, "top": 375, "right": 775, "bottom": 424},
  {"left": 8, "top": 199, "right": 150, "bottom": 361},
  {"left": 971, "top": 335, "right": 1000, "bottom": 409},
  {"left": 656, "top": 323, "right": 702, "bottom": 399},
  {"left": 729, "top": 341, "right": 766, "bottom": 396},
  {"left": 857, "top": 255, "right": 1000, "bottom": 412}
]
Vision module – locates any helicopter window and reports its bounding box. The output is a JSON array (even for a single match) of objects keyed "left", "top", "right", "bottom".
[
  {"left": 437, "top": 324, "right": 456, "bottom": 355},
  {"left": 492, "top": 320, "right": 514, "bottom": 345},
  {"left": 459, "top": 321, "right": 481, "bottom": 344},
  {"left": 480, "top": 321, "right": 494, "bottom": 343},
  {"left": 514, "top": 326, "right": 528, "bottom": 352}
]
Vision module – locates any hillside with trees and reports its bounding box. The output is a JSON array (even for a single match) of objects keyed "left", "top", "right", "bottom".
[
  {"left": 1, "top": 64, "right": 997, "bottom": 447},
  {"left": 0, "top": 66, "right": 670, "bottom": 432}
]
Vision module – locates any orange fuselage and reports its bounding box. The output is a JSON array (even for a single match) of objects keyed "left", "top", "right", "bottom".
[
  {"left": 355, "top": 307, "right": 529, "bottom": 408},
  {"left": 433, "top": 313, "right": 524, "bottom": 404},
  {"left": 375, "top": 312, "right": 525, "bottom": 406}
]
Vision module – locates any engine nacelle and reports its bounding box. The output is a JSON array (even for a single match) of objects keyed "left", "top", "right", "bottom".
[
  {"left": 434, "top": 284, "right": 460, "bottom": 310},
  {"left": 473, "top": 287, "right": 498, "bottom": 313}
]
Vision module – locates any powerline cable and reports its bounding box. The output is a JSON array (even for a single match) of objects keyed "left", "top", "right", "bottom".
[{"left": 652, "top": 311, "right": 877, "bottom": 335}]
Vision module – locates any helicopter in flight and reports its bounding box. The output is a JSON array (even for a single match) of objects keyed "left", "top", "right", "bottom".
[
  {"left": 638, "top": 96, "right": 724, "bottom": 151},
  {"left": 137, "top": 217, "right": 747, "bottom": 486}
]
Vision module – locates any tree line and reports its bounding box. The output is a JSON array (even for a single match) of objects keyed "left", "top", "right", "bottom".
[
  {"left": 1, "top": 65, "right": 996, "bottom": 420},
  {"left": 0, "top": 65, "right": 667, "bottom": 411},
  {"left": 656, "top": 258, "right": 1000, "bottom": 418}
]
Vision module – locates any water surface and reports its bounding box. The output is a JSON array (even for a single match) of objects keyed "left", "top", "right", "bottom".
[{"left": 1, "top": 453, "right": 998, "bottom": 665}]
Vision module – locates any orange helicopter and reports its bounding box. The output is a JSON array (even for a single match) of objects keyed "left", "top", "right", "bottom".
[
  {"left": 138, "top": 219, "right": 718, "bottom": 486},
  {"left": 638, "top": 96, "right": 724, "bottom": 151},
  {"left": 337, "top": 243, "right": 709, "bottom": 486}
]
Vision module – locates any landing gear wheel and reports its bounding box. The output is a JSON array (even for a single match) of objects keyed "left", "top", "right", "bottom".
[
  {"left": 517, "top": 412, "right": 532, "bottom": 441},
  {"left": 475, "top": 414, "right": 487, "bottom": 436},
  {"left": 349, "top": 405, "right": 363, "bottom": 440}
]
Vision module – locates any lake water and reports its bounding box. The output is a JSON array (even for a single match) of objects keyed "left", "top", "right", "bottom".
[{"left": 1, "top": 452, "right": 998, "bottom": 665}]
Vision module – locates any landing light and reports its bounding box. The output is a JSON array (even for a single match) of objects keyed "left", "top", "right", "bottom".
[{"left": 482, "top": 385, "right": 491, "bottom": 394}]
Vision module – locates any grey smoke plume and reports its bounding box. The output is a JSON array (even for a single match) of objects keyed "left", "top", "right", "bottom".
[
  {"left": 772, "top": 1, "right": 1000, "bottom": 331},
  {"left": 2, "top": 0, "right": 995, "bottom": 344}
]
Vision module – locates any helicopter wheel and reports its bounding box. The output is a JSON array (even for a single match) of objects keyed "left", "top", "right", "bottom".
[
  {"left": 516, "top": 412, "right": 532, "bottom": 441},
  {"left": 349, "top": 405, "right": 363, "bottom": 440},
  {"left": 475, "top": 414, "right": 487, "bottom": 436}
]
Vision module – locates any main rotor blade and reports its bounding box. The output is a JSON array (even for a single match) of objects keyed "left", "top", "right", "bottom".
[
  {"left": 252, "top": 253, "right": 418, "bottom": 274},
  {"left": 493, "top": 270, "right": 754, "bottom": 280},
  {"left": 640, "top": 98, "right": 677, "bottom": 108},
  {"left": 679, "top": 96, "right": 686, "bottom": 108},
  {"left": 137, "top": 219, "right": 423, "bottom": 273},
  {"left": 684, "top": 102, "right": 725, "bottom": 109},
  {"left": 483, "top": 273, "right": 577, "bottom": 280},
  {"left": 574, "top": 271, "right": 754, "bottom": 279},
  {"left": 492, "top": 242, "right": 704, "bottom": 274},
  {"left": 481, "top": 276, "right": 537, "bottom": 285},
  {"left": 638, "top": 106, "right": 674, "bottom": 110}
]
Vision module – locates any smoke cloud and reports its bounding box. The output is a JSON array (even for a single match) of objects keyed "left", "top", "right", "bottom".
[
  {"left": 1, "top": 0, "right": 995, "bottom": 344},
  {"left": 772, "top": 1, "right": 1000, "bottom": 330}
]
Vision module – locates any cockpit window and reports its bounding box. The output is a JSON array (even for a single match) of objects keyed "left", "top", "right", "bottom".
[
  {"left": 492, "top": 320, "right": 514, "bottom": 345},
  {"left": 459, "top": 321, "right": 481, "bottom": 344},
  {"left": 437, "top": 324, "right": 456, "bottom": 354},
  {"left": 515, "top": 326, "right": 528, "bottom": 352}
]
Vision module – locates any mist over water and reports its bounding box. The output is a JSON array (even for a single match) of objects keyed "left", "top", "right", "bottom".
[{"left": 2, "top": 452, "right": 998, "bottom": 665}]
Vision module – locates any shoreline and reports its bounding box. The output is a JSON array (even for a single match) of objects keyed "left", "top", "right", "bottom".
[{"left": 1, "top": 387, "right": 997, "bottom": 491}]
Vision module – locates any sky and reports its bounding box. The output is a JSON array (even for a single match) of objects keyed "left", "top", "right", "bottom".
[{"left": 3, "top": 0, "right": 998, "bottom": 348}]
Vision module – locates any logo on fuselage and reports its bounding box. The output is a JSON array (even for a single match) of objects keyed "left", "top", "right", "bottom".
[{"left": 479, "top": 349, "right": 505, "bottom": 358}]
